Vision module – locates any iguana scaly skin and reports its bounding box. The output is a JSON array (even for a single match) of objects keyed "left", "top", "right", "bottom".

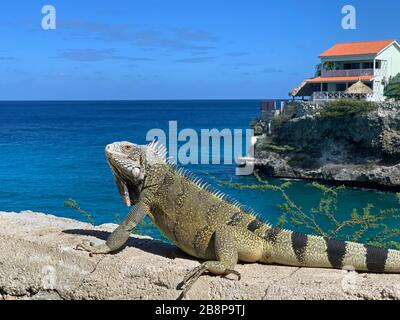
[{"left": 77, "top": 141, "right": 400, "bottom": 299}]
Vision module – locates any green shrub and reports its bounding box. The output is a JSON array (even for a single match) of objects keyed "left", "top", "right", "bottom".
[
  {"left": 317, "top": 99, "right": 377, "bottom": 118},
  {"left": 64, "top": 198, "right": 170, "bottom": 242},
  {"left": 273, "top": 104, "right": 296, "bottom": 128},
  {"left": 265, "top": 143, "right": 296, "bottom": 153},
  {"left": 272, "top": 115, "right": 283, "bottom": 128},
  {"left": 384, "top": 73, "right": 400, "bottom": 100},
  {"left": 257, "top": 136, "right": 296, "bottom": 153},
  {"left": 217, "top": 177, "right": 400, "bottom": 250},
  {"left": 64, "top": 199, "right": 94, "bottom": 225}
]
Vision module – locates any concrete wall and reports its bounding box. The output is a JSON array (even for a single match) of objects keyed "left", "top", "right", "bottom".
[{"left": 377, "top": 43, "right": 400, "bottom": 79}]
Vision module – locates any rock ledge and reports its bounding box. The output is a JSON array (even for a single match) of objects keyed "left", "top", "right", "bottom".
[{"left": 1, "top": 211, "right": 400, "bottom": 300}]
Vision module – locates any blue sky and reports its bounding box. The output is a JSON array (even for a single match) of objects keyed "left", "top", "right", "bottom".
[{"left": 0, "top": 0, "right": 399, "bottom": 100}]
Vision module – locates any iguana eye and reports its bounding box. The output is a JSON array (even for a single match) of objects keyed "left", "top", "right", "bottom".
[{"left": 124, "top": 145, "right": 133, "bottom": 151}]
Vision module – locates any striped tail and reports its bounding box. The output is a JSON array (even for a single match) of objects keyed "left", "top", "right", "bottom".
[{"left": 263, "top": 227, "right": 400, "bottom": 273}]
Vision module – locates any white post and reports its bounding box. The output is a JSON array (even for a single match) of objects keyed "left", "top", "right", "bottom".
[{"left": 373, "top": 58, "right": 376, "bottom": 77}]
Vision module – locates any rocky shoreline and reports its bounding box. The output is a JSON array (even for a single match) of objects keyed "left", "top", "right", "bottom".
[
  {"left": 1, "top": 211, "right": 400, "bottom": 300},
  {"left": 252, "top": 102, "right": 400, "bottom": 190},
  {"left": 253, "top": 154, "right": 400, "bottom": 191}
]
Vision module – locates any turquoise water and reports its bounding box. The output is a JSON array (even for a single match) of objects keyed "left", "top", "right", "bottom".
[{"left": 0, "top": 100, "right": 398, "bottom": 241}]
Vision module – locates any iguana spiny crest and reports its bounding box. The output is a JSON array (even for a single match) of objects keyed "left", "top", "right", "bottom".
[{"left": 77, "top": 141, "right": 400, "bottom": 299}]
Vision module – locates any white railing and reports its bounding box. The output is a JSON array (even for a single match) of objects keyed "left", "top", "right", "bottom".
[
  {"left": 321, "top": 69, "right": 374, "bottom": 77},
  {"left": 312, "top": 91, "right": 385, "bottom": 102}
]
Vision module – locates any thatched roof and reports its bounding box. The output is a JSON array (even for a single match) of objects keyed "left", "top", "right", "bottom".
[
  {"left": 346, "top": 80, "right": 373, "bottom": 94},
  {"left": 289, "top": 81, "right": 320, "bottom": 97},
  {"left": 289, "top": 81, "right": 307, "bottom": 96}
]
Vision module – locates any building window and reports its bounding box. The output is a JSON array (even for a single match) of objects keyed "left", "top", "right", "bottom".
[
  {"left": 322, "top": 83, "right": 328, "bottom": 91},
  {"left": 362, "top": 62, "right": 373, "bottom": 69},
  {"left": 343, "top": 63, "right": 361, "bottom": 70},
  {"left": 375, "top": 60, "right": 381, "bottom": 69},
  {"left": 336, "top": 83, "right": 346, "bottom": 91}
]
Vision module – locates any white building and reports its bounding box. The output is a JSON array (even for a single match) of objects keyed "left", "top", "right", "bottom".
[{"left": 291, "top": 40, "right": 400, "bottom": 101}]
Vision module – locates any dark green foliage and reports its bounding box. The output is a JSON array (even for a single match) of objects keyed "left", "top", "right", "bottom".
[
  {"left": 384, "top": 73, "right": 400, "bottom": 100},
  {"left": 257, "top": 137, "right": 296, "bottom": 153},
  {"left": 323, "top": 61, "right": 337, "bottom": 71},
  {"left": 264, "top": 144, "right": 296, "bottom": 153},
  {"left": 317, "top": 99, "right": 377, "bottom": 118}
]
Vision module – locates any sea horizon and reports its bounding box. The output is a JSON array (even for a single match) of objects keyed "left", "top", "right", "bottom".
[{"left": 0, "top": 98, "right": 287, "bottom": 103}]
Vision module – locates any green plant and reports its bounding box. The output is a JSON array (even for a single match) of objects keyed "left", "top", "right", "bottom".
[
  {"left": 272, "top": 115, "right": 282, "bottom": 128},
  {"left": 323, "top": 61, "right": 337, "bottom": 71},
  {"left": 217, "top": 176, "right": 400, "bottom": 250},
  {"left": 317, "top": 99, "right": 377, "bottom": 118},
  {"left": 384, "top": 73, "right": 400, "bottom": 100},
  {"left": 264, "top": 143, "right": 296, "bottom": 153},
  {"left": 64, "top": 199, "right": 95, "bottom": 225},
  {"left": 257, "top": 136, "right": 296, "bottom": 153},
  {"left": 63, "top": 198, "right": 170, "bottom": 242}
]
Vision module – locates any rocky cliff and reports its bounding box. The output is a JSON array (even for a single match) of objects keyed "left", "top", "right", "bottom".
[
  {"left": 1, "top": 211, "right": 400, "bottom": 300},
  {"left": 253, "top": 102, "right": 400, "bottom": 189}
]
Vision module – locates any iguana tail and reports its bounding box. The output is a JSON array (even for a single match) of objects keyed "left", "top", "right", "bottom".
[{"left": 262, "top": 227, "right": 400, "bottom": 273}]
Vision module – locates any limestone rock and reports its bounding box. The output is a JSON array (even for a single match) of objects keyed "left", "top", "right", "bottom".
[{"left": 1, "top": 211, "right": 400, "bottom": 300}]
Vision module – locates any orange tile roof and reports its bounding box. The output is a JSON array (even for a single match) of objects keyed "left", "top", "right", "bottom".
[
  {"left": 320, "top": 40, "right": 395, "bottom": 57},
  {"left": 306, "top": 76, "right": 374, "bottom": 83}
]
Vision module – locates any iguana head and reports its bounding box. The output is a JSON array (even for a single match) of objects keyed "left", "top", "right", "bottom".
[{"left": 105, "top": 141, "right": 167, "bottom": 206}]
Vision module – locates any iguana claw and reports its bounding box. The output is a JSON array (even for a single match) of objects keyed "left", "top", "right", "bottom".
[{"left": 76, "top": 240, "right": 111, "bottom": 255}]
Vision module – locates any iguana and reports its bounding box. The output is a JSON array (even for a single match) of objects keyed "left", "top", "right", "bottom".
[{"left": 77, "top": 141, "right": 400, "bottom": 299}]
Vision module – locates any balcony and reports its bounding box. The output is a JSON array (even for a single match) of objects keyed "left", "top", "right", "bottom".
[
  {"left": 321, "top": 68, "right": 374, "bottom": 77},
  {"left": 312, "top": 91, "right": 385, "bottom": 102}
]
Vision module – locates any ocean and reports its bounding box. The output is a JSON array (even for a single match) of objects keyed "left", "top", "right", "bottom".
[{"left": 0, "top": 100, "right": 398, "bottom": 242}]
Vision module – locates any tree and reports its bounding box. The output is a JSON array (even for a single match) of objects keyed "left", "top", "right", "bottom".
[
  {"left": 384, "top": 73, "right": 400, "bottom": 100},
  {"left": 216, "top": 177, "right": 400, "bottom": 250},
  {"left": 323, "top": 61, "right": 337, "bottom": 71}
]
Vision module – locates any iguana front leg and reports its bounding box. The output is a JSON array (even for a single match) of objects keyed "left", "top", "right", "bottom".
[
  {"left": 178, "top": 226, "right": 241, "bottom": 299},
  {"left": 76, "top": 202, "right": 148, "bottom": 254}
]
